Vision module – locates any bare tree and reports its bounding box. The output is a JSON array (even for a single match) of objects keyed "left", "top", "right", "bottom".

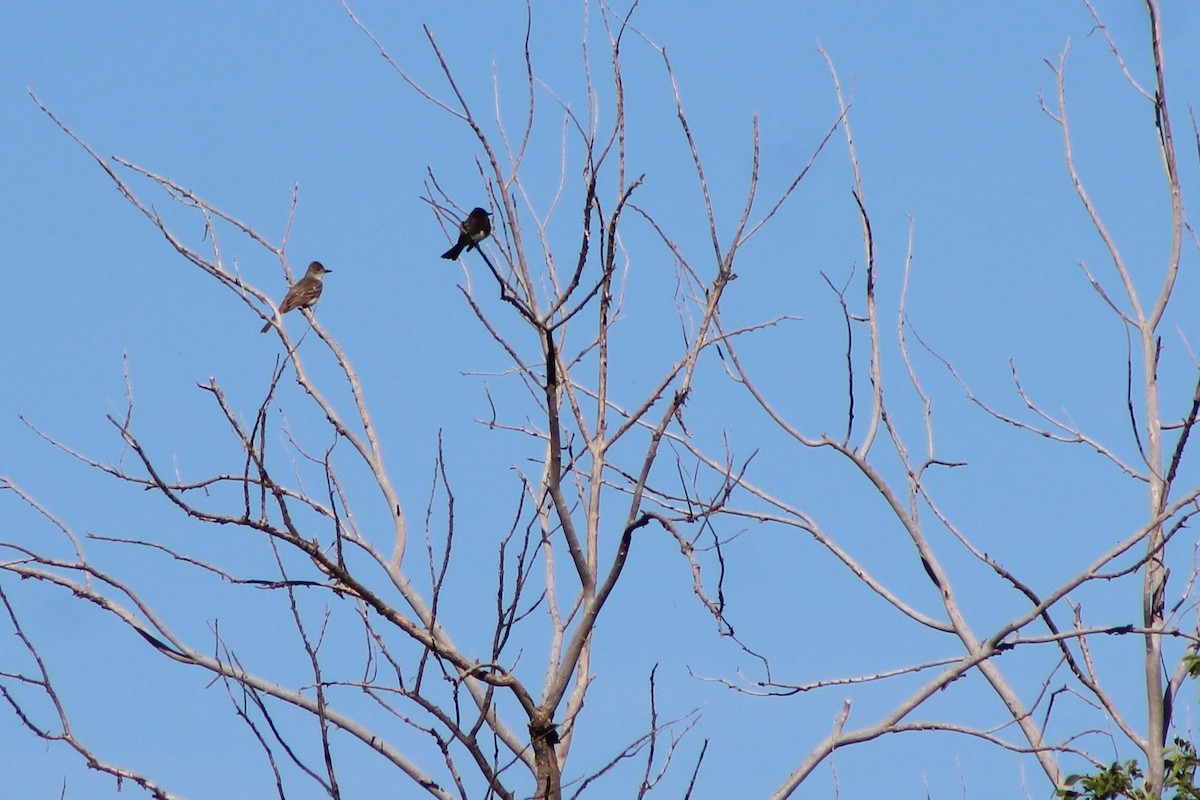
[
  {"left": 2, "top": 3, "right": 828, "bottom": 798},
  {"left": 661, "top": 1, "right": 1200, "bottom": 798},
  {"left": 3, "top": 2, "right": 1198, "bottom": 799}
]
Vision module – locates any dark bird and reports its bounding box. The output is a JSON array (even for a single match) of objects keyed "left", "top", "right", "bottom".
[
  {"left": 260, "top": 261, "right": 332, "bottom": 333},
  {"left": 441, "top": 207, "right": 492, "bottom": 260}
]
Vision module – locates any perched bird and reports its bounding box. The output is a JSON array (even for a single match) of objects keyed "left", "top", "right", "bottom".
[
  {"left": 260, "top": 261, "right": 332, "bottom": 333},
  {"left": 441, "top": 207, "right": 493, "bottom": 260}
]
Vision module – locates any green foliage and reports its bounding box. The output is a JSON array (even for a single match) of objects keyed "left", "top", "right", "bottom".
[
  {"left": 1058, "top": 760, "right": 1142, "bottom": 800},
  {"left": 1057, "top": 741, "right": 1200, "bottom": 800},
  {"left": 1164, "top": 742, "right": 1200, "bottom": 800},
  {"left": 1182, "top": 654, "right": 1200, "bottom": 680}
]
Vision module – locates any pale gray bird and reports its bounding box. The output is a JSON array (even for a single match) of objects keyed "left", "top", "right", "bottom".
[{"left": 261, "top": 261, "right": 332, "bottom": 333}]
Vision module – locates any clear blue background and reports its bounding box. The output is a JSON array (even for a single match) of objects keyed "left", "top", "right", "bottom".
[{"left": 3, "top": 2, "right": 1198, "bottom": 798}]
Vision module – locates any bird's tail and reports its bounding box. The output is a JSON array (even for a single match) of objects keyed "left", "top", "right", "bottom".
[
  {"left": 441, "top": 243, "right": 465, "bottom": 260},
  {"left": 260, "top": 317, "right": 275, "bottom": 334}
]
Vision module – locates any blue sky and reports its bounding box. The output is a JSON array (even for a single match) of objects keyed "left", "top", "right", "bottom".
[{"left": 3, "top": 2, "right": 1199, "bottom": 798}]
